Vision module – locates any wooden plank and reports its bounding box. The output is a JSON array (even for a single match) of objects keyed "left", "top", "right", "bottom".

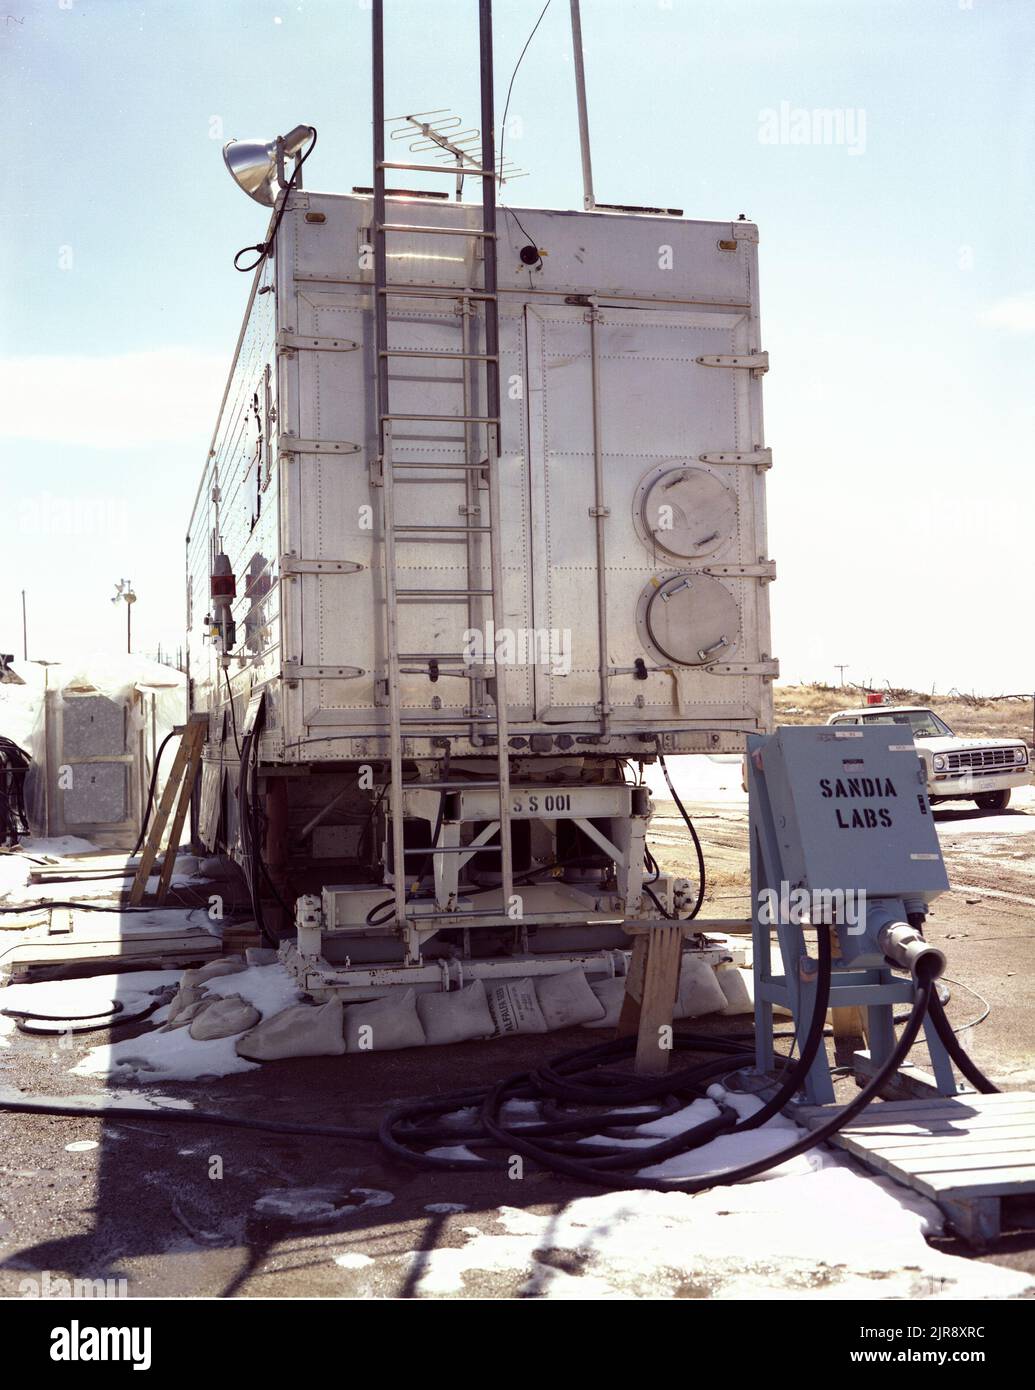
[
  {"left": 833, "top": 1137, "right": 1035, "bottom": 1194},
  {"left": 939, "top": 1197, "right": 1000, "bottom": 1244},
  {"left": 885, "top": 1153, "right": 1035, "bottom": 1179},
  {"left": 615, "top": 935, "right": 648, "bottom": 1040},
  {"left": 867, "top": 1134, "right": 1035, "bottom": 1160},
  {"left": 837, "top": 1113, "right": 1035, "bottom": 1140},
  {"left": 800, "top": 1091, "right": 1031, "bottom": 1119},
  {"left": 128, "top": 728, "right": 193, "bottom": 905},
  {"left": 835, "top": 1141, "right": 1035, "bottom": 1201},
  {"left": 854, "top": 1124, "right": 1035, "bottom": 1151},
  {"left": 800, "top": 1095, "right": 1034, "bottom": 1129},
  {"left": 155, "top": 721, "right": 206, "bottom": 904},
  {"left": 634, "top": 925, "right": 683, "bottom": 1076}
]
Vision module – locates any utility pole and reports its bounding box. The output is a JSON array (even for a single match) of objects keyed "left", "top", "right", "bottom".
[
  {"left": 21, "top": 590, "right": 27, "bottom": 662},
  {"left": 835, "top": 664, "right": 848, "bottom": 686},
  {"left": 112, "top": 579, "right": 137, "bottom": 655}
]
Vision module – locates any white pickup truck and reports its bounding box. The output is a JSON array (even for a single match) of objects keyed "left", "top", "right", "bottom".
[{"left": 825, "top": 705, "right": 1032, "bottom": 811}]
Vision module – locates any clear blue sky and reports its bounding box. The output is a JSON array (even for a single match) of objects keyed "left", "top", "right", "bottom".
[{"left": 1, "top": 0, "right": 1032, "bottom": 693}]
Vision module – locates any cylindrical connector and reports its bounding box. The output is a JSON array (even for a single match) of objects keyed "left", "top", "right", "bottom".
[{"left": 877, "top": 921, "right": 945, "bottom": 979}]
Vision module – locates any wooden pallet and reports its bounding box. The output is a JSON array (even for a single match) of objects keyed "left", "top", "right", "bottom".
[{"left": 798, "top": 1092, "right": 1035, "bottom": 1244}]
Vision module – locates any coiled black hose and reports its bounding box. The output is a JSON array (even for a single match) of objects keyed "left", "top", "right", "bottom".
[{"left": 0, "top": 955, "right": 956, "bottom": 1193}]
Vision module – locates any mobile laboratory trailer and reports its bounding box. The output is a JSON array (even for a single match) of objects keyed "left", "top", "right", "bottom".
[{"left": 186, "top": 39, "right": 777, "bottom": 1001}]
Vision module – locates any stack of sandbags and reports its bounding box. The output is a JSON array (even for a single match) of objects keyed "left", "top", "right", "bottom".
[
  {"left": 163, "top": 957, "right": 261, "bottom": 1042},
  {"left": 583, "top": 954, "right": 729, "bottom": 1029}
]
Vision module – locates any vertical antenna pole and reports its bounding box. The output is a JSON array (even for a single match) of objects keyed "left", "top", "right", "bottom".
[
  {"left": 479, "top": 0, "right": 500, "bottom": 430},
  {"left": 569, "top": 0, "right": 596, "bottom": 210},
  {"left": 372, "top": 0, "right": 389, "bottom": 451}
]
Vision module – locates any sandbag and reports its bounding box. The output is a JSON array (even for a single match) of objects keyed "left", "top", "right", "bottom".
[
  {"left": 165, "top": 984, "right": 210, "bottom": 1028},
  {"left": 344, "top": 989, "right": 426, "bottom": 1052},
  {"left": 189, "top": 993, "right": 260, "bottom": 1041},
  {"left": 181, "top": 957, "right": 246, "bottom": 990},
  {"left": 236, "top": 998, "right": 346, "bottom": 1061},
  {"left": 417, "top": 979, "right": 495, "bottom": 1046},
  {"left": 535, "top": 968, "right": 606, "bottom": 1030},
  {"left": 582, "top": 975, "right": 627, "bottom": 1029},
  {"left": 716, "top": 965, "right": 792, "bottom": 1017},
  {"left": 484, "top": 977, "right": 549, "bottom": 1036},
  {"left": 674, "top": 956, "right": 728, "bottom": 1019}
]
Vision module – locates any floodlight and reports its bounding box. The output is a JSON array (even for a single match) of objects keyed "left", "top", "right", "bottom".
[{"left": 223, "top": 125, "right": 314, "bottom": 206}]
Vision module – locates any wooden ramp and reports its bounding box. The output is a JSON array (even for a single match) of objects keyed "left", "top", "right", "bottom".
[{"left": 797, "top": 1091, "right": 1035, "bottom": 1244}]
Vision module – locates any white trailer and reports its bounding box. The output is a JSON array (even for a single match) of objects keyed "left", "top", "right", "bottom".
[{"left": 186, "top": 173, "right": 776, "bottom": 994}]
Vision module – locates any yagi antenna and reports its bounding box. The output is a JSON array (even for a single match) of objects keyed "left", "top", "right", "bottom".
[{"left": 386, "top": 109, "right": 528, "bottom": 200}]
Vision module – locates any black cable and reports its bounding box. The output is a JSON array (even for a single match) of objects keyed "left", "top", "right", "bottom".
[
  {"left": 497, "top": 1, "right": 552, "bottom": 277},
  {"left": 654, "top": 738, "right": 706, "bottom": 919},
  {"left": 382, "top": 955, "right": 935, "bottom": 1191},
  {"left": 926, "top": 989, "right": 1000, "bottom": 1094},
  {"left": 233, "top": 128, "right": 317, "bottom": 272},
  {"left": 2, "top": 998, "right": 162, "bottom": 1036},
  {"left": 223, "top": 667, "right": 242, "bottom": 759},
  {"left": 498, "top": 0, "right": 552, "bottom": 184},
  {"left": 0, "top": 900, "right": 177, "bottom": 915},
  {"left": 131, "top": 729, "right": 178, "bottom": 857},
  {"left": 0, "top": 1092, "right": 377, "bottom": 1141}
]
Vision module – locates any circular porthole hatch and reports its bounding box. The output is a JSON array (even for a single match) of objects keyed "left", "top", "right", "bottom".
[
  {"left": 632, "top": 465, "right": 737, "bottom": 560},
  {"left": 636, "top": 572, "right": 741, "bottom": 667}
]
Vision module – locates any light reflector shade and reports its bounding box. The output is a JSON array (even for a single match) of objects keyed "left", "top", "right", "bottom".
[{"left": 223, "top": 137, "right": 280, "bottom": 206}]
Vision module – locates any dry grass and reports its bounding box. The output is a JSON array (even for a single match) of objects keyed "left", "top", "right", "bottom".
[{"left": 775, "top": 684, "right": 1034, "bottom": 745}]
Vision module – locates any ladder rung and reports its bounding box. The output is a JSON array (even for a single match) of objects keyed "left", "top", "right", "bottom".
[
  {"left": 384, "top": 413, "right": 498, "bottom": 424},
  {"left": 378, "top": 160, "right": 496, "bottom": 177},
  {"left": 379, "top": 349, "right": 498, "bottom": 362},
  {"left": 396, "top": 588, "right": 493, "bottom": 598},
  {"left": 379, "top": 223, "right": 497, "bottom": 238},
  {"left": 393, "top": 524, "right": 491, "bottom": 534}
]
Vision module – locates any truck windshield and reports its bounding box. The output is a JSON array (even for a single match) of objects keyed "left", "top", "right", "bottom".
[{"left": 855, "top": 710, "right": 952, "bottom": 738}]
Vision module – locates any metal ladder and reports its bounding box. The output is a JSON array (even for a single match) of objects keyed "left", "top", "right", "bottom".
[{"left": 371, "top": 0, "right": 514, "bottom": 936}]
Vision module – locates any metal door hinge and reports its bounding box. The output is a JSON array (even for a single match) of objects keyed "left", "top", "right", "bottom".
[
  {"left": 283, "top": 662, "right": 364, "bottom": 681},
  {"left": 280, "top": 555, "right": 364, "bottom": 576},
  {"left": 696, "top": 351, "right": 769, "bottom": 376},
  {"left": 699, "top": 560, "right": 776, "bottom": 581},
  {"left": 277, "top": 331, "right": 359, "bottom": 356},
  {"left": 707, "top": 659, "right": 780, "bottom": 677},
  {"left": 699, "top": 447, "right": 772, "bottom": 471},
  {"left": 278, "top": 435, "right": 361, "bottom": 458}
]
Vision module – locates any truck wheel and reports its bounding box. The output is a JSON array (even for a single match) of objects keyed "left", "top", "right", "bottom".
[{"left": 975, "top": 790, "right": 1010, "bottom": 812}]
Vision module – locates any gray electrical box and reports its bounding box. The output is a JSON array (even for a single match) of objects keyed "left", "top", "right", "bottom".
[{"left": 753, "top": 725, "right": 949, "bottom": 902}]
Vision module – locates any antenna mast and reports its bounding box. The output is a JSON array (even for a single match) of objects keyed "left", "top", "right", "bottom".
[{"left": 569, "top": 0, "right": 595, "bottom": 209}]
